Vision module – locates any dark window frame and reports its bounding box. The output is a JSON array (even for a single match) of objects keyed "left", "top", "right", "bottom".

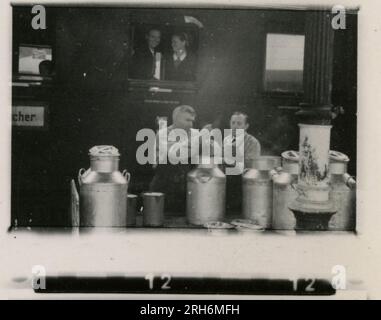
[{"left": 127, "top": 22, "right": 200, "bottom": 91}]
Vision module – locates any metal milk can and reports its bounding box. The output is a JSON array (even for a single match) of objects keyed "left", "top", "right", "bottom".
[
  {"left": 78, "top": 145, "right": 131, "bottom": 227},
  {"left": 186, "top": 159, "right": 226, "bottom": 225},
  {"left": 242, "top": 156, "right": 281, "bottom": 229},
  {"left": 272, "top": 151, "right": 299, "bottom": 230},
  {"left": 328, "top": 151, "right": 356, "bottom": 231}
]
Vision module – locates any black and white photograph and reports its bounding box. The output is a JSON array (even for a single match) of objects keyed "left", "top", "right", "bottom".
[{"left": 1, "top": 0, "right": 381, "bottom": 303}]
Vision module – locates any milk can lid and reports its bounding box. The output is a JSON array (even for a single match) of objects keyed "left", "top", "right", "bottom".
[
  {"left": 329, "top": 150, "right": 349, "bottom": 163},
  {"left": 197, "top": 156, "right": 220, "bottom": 168},
  {"left": 281, "top": 150, "right": 299, "bottom": 162},
  {"left": 89, "top": 145, "right": 120, "bottom": 157},
  {"left": 251, "top": 156, "right": 281, "bottom": 170}
]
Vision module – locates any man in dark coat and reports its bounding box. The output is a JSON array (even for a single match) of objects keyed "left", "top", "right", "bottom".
[
  {"left": 129, "top": 28, "right": 162, "bottom": 79},
  {"left": 149, "top": 105, "right": 197, "bottom": 215},
  {"left": 164, "top": 32, "right": 196, "bottom": 81},
  {"left": 164, "top": 53, "right": 196, "bottom": 81}
]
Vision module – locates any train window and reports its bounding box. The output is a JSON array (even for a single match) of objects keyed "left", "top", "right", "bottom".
[
  {"left": 129, "top": 24, "right": 199, "bottom": 82},
  {"left": 264, "top": 33, "right": 305, "bottom": 93}
]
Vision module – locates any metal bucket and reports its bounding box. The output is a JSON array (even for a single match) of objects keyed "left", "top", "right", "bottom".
[
  {"left": 142, "top": 192, "right": 165, "bottom": 227},
  {"left": 127, "top": 194, "right": 138, "bottom": 226}
]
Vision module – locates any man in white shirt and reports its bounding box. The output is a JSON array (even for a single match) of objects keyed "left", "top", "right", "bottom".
[
  {"left": 223, "top": 112, "right": 261, "bottom": 215},
  {"left": 223, "top": 112, "right": 261, "bottom": 173}
]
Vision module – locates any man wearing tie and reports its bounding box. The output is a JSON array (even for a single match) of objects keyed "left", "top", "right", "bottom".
[
  {"left": 129, "top": 28, "right": 162, "bottom": 80},
  {"left": 164, "top": 32, "right": 196, "bottom": 81},
  {"left": 223, "top": 112, "right": 261, "bottom": 172},
  {"left": 223, "top": 112, "right": 261, "bottom": 215}
]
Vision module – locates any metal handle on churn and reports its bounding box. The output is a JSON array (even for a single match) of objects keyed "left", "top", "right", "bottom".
[
  {"left": 122, "top": 169, "right": 131, "bottom": 184},
  {"left": 195, "top": 171, "right": 213, "bottom": 183},
  {"left": 78, "top": 168, "right": 86, "bottom": 186}
]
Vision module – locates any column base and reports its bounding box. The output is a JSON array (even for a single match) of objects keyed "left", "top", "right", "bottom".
[{"left": 289, "top": 197, "right": 336, "bottom": 231}]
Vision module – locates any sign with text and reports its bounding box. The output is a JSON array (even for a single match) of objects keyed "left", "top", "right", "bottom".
[{"left": 12, "top": 105, "right": 46, "bottom": 128}]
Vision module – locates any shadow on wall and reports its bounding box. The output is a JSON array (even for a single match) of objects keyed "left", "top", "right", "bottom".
[{"left": 260, "top": 113, "right": 299, "bottom": 155}]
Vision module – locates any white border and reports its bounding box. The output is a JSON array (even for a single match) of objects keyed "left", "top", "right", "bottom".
[{"left": 1, "top": 0, "right": 381, "bottom": 299}]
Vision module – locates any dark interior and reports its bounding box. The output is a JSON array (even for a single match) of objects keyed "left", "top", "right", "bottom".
[{"left": 11, "top": 6, "right": 357, "bottom": 227}]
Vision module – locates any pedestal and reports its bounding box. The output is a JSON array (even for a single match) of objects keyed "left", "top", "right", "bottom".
[{"left": 289, "top": 10, "right": 337, "bottom": 230}]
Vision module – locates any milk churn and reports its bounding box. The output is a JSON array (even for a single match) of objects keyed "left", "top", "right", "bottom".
[
  {"left": 78, "top": 145, "right": 131, "bottom": 227},
  {"left": 242, "top": 156, "right": 281, "bottom": 229},
  {"left": 272, "top": 151, "right": 299, "bottom": 230},
  {"left": 328, "top": 151, "right": 356, "bottom": 231},
  {"left": 186, "top": 158, "right": 226, "bottom": 225}
]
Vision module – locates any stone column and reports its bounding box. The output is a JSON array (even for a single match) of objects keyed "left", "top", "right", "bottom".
[{"left": 289, "top": 10, "right": 337, "bottom": 230}]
